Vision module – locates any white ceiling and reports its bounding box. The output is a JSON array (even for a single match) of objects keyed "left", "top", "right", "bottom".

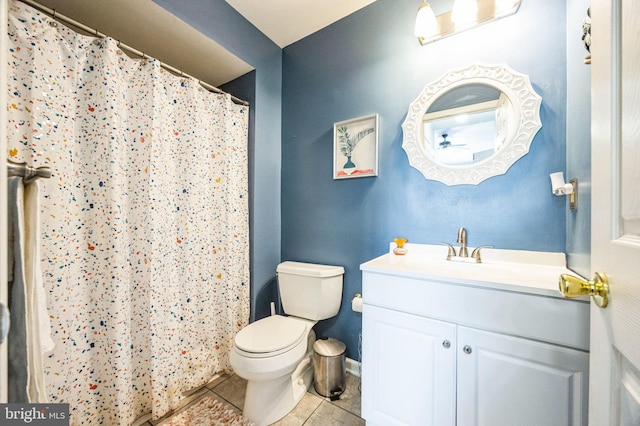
[
  {"left": 225, "top": 0, "right": 376, "bottom": 48},
  {"left": 25, "top": 0, "right": 376, "bottom": 89}
]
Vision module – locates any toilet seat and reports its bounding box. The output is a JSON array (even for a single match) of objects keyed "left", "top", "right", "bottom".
[{"left": 234, "top": 315, "right": 308, "bottom": 358}]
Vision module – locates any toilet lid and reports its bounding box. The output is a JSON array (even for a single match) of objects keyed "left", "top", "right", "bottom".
[{"left": 235, "top": 315, "right": 307, "bottom": 354}]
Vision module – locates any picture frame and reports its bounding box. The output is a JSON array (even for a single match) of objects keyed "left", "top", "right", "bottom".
[{"left": 333, "top": 113, "right": 379, "bottom": 179}]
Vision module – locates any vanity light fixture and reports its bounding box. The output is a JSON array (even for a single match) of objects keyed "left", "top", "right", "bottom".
[
  {"left": 451, "top": 0, "right": 478, "bottom": 27},
  {"left": 414, "top": 1, "right": 437, "bottom": 39},
  {"left": 415, "top": 0, "right": 521, "bottom": 46}
]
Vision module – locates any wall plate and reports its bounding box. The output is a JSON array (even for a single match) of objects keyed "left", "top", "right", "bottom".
[{"left": 569, "top": 178, "right": 578, "bottom": 210}]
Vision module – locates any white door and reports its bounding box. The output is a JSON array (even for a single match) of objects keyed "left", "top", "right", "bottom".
[{"left": 589, "top": 0, "right": 640, "bottom": 424}]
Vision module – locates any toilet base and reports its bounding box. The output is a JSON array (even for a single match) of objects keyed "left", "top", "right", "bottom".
[{"left": 242, "top": 351, "right": 314, "bottom": 426}]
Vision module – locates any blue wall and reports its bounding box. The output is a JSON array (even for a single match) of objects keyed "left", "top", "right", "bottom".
[
  {"left": 281, "top": 0, "right": 570, "bottom": 359},
  {"left": 155, "top": 0, "right": 591, "bottom": 362},
  {"left": 153, "top": 0, "right": 283, "bottom": 321},
  {"left": 565, "top": 0, "right": 592, "bottom": 278}
]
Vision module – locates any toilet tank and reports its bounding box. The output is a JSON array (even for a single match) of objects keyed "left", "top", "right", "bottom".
[{"left": 277, "top": 261, "right": 344, "bottom": 321}]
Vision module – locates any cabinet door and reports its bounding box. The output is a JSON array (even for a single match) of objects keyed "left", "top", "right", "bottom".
[
  {"left": 362, "top": 304, "right": 456, "bottom": 426},
  {"left": 457, "top": 326, "right": 589, "bottom": 426}
]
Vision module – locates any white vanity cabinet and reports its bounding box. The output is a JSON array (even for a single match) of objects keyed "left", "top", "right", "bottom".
[
  {"left": 361, "top": 246, "right": 590, "bottom": 426},
  {"left": 455, "top": 326, "right": 588, "bottom": 426},
  {"left": 363, "top": 304, "right": 457, "bottom": 425}
]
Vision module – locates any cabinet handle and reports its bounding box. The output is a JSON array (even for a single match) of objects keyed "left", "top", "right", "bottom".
[
  {"left": 463, "top": 345, "right": 472, "bottom": 354},
  {"left": 442, "top": 340, "right": 451, "bottom": 349}
]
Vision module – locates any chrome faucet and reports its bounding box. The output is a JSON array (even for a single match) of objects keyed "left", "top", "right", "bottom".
[
  {"left": 442, "top": 228, "right": 491, "bottom": 263},
  {"left": 457, "top": 227, "right": 468, "bottom": 257}
]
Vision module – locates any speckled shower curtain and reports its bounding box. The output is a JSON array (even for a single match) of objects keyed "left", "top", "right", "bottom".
[{"left": 7, "top": 2, "right": 250, "bottom": 424}]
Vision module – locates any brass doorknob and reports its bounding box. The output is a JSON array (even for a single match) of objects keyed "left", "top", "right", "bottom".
[{"left": 559, "top": 272, "right": 609, "bottom": 308}]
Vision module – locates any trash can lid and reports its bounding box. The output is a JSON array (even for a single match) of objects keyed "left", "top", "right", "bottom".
[{"left": 313, "top": 337, "right": 346, "bottom": 356}]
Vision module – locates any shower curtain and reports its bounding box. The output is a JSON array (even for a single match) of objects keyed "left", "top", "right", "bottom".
[{"left": 7, "top": 1, "right": 250, "bottom": 424}]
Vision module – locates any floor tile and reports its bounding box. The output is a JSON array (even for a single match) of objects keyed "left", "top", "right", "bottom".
[
  {"left": 205, "top": 372, "right": 232, "bottom": 390},
  {"left": 270, "top": 392, "right": 323, "bottom": 426},
  {"left": 209, "top": 389, "right": 243, "bottom": 416},
  {"left": 331, "top": 375, "right": 362, "bottom": 417},
  {"left": 157, "top": 372, "right": 364, "bottom": 425},
  {"left": 304, "top": 400, "right": 365, "bottom": 426},
  {"left": 310, "top": 371, "right": 362, "bottom": 417},
  {"left": 210, "top": 373, "right": 248, "bottom": 410}
]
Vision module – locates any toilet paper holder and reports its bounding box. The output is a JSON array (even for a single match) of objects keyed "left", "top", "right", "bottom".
[
  {"left": 549, "top": 172, "right": 578, "bottom": 210},
  {"left": 351, "top": 294, "right": 363, "bottom": 313}
]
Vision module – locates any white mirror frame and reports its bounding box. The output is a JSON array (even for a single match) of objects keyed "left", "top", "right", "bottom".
[{"left": 401, "top": 63, "right": 542, "bottom": 185}]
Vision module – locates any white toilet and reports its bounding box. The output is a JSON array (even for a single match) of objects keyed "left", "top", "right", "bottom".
[{"left": 230, "top": 261, "right": 344, "bottom": 426}]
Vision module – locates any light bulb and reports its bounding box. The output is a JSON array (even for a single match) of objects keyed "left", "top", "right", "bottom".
[
  {"left": 495, "top": 0, "right": 516, "bottom": 13},
  {"left": 414, "top": 1, "right": 437, "bottom": 38},
  {"left": 451, "top": 0, "right": 478, "bottom": 27}
]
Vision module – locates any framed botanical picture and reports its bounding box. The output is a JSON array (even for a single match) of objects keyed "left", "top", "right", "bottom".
[{"left": 333, "top": 113, "right": 379, "bottom": 179}]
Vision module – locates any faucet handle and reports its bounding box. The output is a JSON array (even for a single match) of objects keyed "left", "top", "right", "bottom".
[
  {"left": 439, "top": 242, "right": 457, "bottom": 260},
  {"left": 470, "top": 246, "right": 493, "bottom": 263}
]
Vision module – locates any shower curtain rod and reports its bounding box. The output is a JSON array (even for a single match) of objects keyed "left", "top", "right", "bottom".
[
  {"left": 7, "top": 159, "right": 51, "bottom": 183},
  {"left": 19, "top": 0, "right": 250, "bottom": 106}
]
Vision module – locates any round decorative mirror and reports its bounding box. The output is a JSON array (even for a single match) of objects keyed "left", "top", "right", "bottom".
[{"left": 401, "top": 63, "right": 542, "bottom": 185}]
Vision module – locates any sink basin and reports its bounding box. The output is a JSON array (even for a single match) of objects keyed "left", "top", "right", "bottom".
[
  {"left": 361, "top": 243, "right": 575, "bottom": 298},
  {"left": 405, "top": 256, "right": 523, "bottom": 275}
]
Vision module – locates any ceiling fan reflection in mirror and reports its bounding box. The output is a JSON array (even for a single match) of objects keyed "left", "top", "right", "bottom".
[{"left": 438, "top": 133, "right": 467, "bottom": 149}]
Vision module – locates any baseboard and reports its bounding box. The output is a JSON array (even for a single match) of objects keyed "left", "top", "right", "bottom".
[{"left": 346, "top": 357, "right": 361, "bottom": 377}]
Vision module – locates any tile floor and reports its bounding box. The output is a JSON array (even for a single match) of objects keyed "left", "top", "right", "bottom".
[{"left": 144, "top": 372, "right": 365, "bottom": 426}]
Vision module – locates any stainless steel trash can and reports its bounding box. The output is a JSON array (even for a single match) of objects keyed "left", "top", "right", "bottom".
[{"left": 313, "top": 337, "right": 346, "bottom": 400}]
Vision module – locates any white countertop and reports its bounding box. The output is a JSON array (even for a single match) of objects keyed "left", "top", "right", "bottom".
[{"left": 360, "top": 243, "right": 581, "bottom": 298}]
